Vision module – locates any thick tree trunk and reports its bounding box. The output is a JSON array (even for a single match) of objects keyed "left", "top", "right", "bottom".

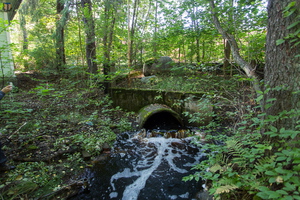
[
  {"left": 56, "top": 0, "right": 66, "bottom": 73},
  {"left": 223, "top": 39, "right": 231, "bottom": 76},
  {"left": 196, "top": 38, "right": 200, "bottom": 63},
  {"left": 82, "top": 0, "right": 97, "bottom": 74},
  {"left": 265, "top": 0, "right": 300, "bottom": 130},
  {"left": 102, "top": 0, "right": 117, "bottom": 93}
]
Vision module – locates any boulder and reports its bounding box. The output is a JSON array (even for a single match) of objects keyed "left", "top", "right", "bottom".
[{"left": 143, "top": 56, "right": 173, "bottom": 76}]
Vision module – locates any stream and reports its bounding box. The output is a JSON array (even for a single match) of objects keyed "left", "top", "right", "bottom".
[{"left": 71, "top": 128, "right": 207, "bottom": 200}]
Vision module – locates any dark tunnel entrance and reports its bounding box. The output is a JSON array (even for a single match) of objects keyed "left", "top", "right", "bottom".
[{"left": 142, "top": 111, "right": 183, "bottom": 130}]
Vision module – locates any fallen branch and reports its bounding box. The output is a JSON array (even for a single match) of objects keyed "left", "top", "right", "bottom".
[{"left": 8, "top": 122, "right": 27, "bottom": 139}]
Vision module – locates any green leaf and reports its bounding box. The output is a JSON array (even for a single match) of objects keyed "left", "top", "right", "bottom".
[
  {"left": 284, "top": 182, "right": 296, "bottom": 191},
  {"left": 286, "top": 1, "right": 296, "bottom": 9},
  {"left": 293, "top": 196, "right": 300, "bottom": 200},
  {"left": 269, "top": 177, "right": 276, "bottom": 183},
  {"left": 267, "top": 191, "right": 281, "bottom": 198},
  {"left": 276, "top": 156, "right": 287, "bottom": 161},
  {"left": 256, "top": 95, "right": 264, "bottom": 102},
  {"left": 276, "top": 39, "right": 285, "bottom": 45},
  {"left": 276, "top": 190, "right": 288, "bottom": 195},
  {"left": 266, "top": 98, "right": 277, "bottom": 102},
  {"left": 285, "top": 196, "right": 295, "bottom": 200},
  {"left": 257, "top": 192, "right": 269, "bottom": 199},
  {"left": 270, "top": 125, "right": 278, "bottom": 132},
  {"left": 258, "top": 186, "right": 270, "bottom": 192},
  {"left": 265, "top": 171, "right": 277, "bottom": 176},
  {"left": 264, "top": 103, "right": 273, "bottom": 109},
  {"left": 275, "top": 167, "right": 287, "bottom": 174}
]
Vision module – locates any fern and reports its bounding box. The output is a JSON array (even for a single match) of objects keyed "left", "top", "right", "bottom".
[
  {"left": 253, "top": 155, "right": 276, "bottom": 176},
  {"left": 225, "top": 140, "right": 248, "bottom": 167},
  {"left": 215, "top": 184, "right": 238, "bottom": 194},
  {"left": 209, "top": 164, "right": 222, "bottom": 173}
]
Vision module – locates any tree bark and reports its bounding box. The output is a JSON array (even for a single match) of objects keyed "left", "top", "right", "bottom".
[
  {"left": 102, "top": 0, "right": 117, "bottom": 93},
  {"left": 127, "top": 0, "right": 140, "bottom": 69},
  {"left": 153, "top": 0, "right": 158, "bottom": 58},
  {"left": 265, "top": 0, "right": 300, "bottom": 130},
  {"left": 55, "top": 0, "right": 66, "bottom": 73},
  {"left": 223, "top": 39, "right": 231, "bottom": 75},
  {"left": 82, "top": 0, "right": 97, "bottom": 74}
]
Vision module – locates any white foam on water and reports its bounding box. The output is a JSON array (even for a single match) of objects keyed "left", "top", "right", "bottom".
[
  {"left": 109, "top": 192, "right": 118, "bottom": 198},
  {"left": 179, "top": 192, "right": 189, "bottom": 198},
  {"left": 169, "top": 195, "right": 178, "bottom": 199},
  {"left": 109, "top": 135, "right": 204, "bottom": 200},
  {"left": 122, "top": 137, "right": 168, "bottom": 200},
  {"left": 110, "top": 168, "right": 140, "bottom": 190}
]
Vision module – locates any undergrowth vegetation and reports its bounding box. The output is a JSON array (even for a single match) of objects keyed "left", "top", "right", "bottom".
[
  {"left": 0, "top": 74, "right": 134, "bottom": 199},
  {"left": 183, "top": 85, "right": 300, "bottom": 200}
]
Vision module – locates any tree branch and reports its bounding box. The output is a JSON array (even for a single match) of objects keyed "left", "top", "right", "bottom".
[{"left": 209, "top": 0, "right": 262, "bottom": 94}]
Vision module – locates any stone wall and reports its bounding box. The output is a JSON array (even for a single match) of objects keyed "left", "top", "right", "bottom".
[{"left": 109, "top": 88, "right": 213, "bottom": 126}]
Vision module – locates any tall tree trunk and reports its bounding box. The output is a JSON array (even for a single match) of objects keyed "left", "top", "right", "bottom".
[
  {"left": 223, "top": 39, "right": 231, "bottom": 76},
  {"left": 102, "top": 0, "right": 117, "bottom": 93},
  {"left": 192, "top": 1, "right": 201, "bottom": 64},
  {"left": 19, "top": 12, "right": 29, "bottom": 69},
  {"left": 153, "top": 0, "right": 158, "bottom": 58},
  {"left": 82, "top": 0, "right": 97, "bottom": 74},
  {"left": 196, "top": 38, "right": 200, "bottom": 63},
  {"left": 55, "top": 0, "right": 66, "bottom": 73},
  {"left": 202, "top": 39, "right": 205, "bottom": 61},
  {"left": 127, "top": 0, "right": 139, "bottom": 69},
  {"left": 265, "top": 0, "right": 300, "bottom": 130}
]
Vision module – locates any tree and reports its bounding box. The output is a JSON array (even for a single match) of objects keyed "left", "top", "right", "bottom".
[
  {"left": 101, "top": 0, "right": 119, "bottom": 93},
  {"left": 18, "top": 10, "right": 29, "bottom": 69},
  {"left": 81, "top": 0, "right": 97, "bottom": 74},
  {"left": 55, "top": 0, "right": 67, "bottom": 73},
  {"left": 264, "top": 0, "right": 300, "bottom": 130},
  {"left": 127, "top": 0, "right": 140, "bottom": 68},
  {"left": 209, "top": 0, "right": 262, "bottom": 94},
  {"left": 182, "top": 0, "right": 203, "bottom": 63}
]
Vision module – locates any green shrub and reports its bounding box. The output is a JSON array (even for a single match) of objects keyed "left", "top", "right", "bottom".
[{"left": 184, "top": 105, "right": 300, "bottom": 200}]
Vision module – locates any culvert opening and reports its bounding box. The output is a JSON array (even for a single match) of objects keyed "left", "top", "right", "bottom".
[{"left": 142, "top": 111, "right": 183, "bottom": 130}]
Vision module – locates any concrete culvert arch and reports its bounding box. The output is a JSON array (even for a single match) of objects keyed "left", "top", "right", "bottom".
[{"left": 138, "top": 104, "right": 184, "bottom": 130}]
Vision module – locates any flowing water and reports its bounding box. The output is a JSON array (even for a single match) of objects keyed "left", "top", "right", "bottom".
[{"left": 71, "top": 129, "right": 206, "bottom": 200}]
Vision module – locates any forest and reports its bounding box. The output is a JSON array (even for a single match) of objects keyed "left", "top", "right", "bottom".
[{"left": 0, "top": 0, "right": 299, "bottom": 199}]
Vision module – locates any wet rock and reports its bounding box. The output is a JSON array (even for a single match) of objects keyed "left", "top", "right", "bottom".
[
  {"left": 194, "top": 131, "right": 207, "bottom": 143},
  {"left": 81, "top": 150, "right": 91, "bottom": 161},
  {"left": 143, "top": 56, "right": 173, "bottom": 76},
  {"left": 102, "top": 142, "right": 111, "bottom": 154},
  {"left": 194, "top": 190, "right": 213, "bottom": 200},
  {"left": 137, "top": 129, "right": 146, "bottom": 138},
  {"left": 92, "top": 154, "right": 110, "bottom": 164},
  {"left": 140, "top": 75, "right": 157, "bottom": 83}
]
